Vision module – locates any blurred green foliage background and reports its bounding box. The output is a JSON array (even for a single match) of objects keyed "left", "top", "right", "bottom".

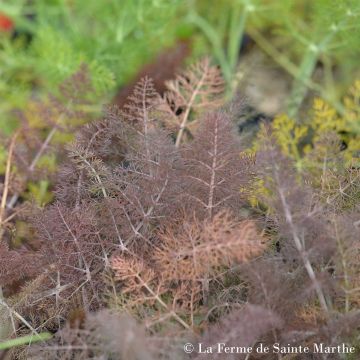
[{"left": 1, "top": 0, "right": 360, "bottom": 126}]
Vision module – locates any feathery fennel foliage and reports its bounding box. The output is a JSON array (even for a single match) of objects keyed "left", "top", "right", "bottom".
[{"left": 0, "top": 56, "right": 359, "bottom": 358}]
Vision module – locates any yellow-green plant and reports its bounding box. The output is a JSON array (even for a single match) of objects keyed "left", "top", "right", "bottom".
[
  {"left": 271, "top": 81, "right": 360, "bottom": 168},
  {"left": 249, "top": 79, "right": 360, "bottom": 207}
]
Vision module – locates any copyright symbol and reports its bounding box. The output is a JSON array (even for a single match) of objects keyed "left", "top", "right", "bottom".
[{"left": 184, "top": 343, "right": 194, "bottom": 354}]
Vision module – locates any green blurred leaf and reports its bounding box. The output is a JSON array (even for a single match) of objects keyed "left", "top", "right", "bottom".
[{"left": 0, "top": 333, "right": 52, "bottom": 350}]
